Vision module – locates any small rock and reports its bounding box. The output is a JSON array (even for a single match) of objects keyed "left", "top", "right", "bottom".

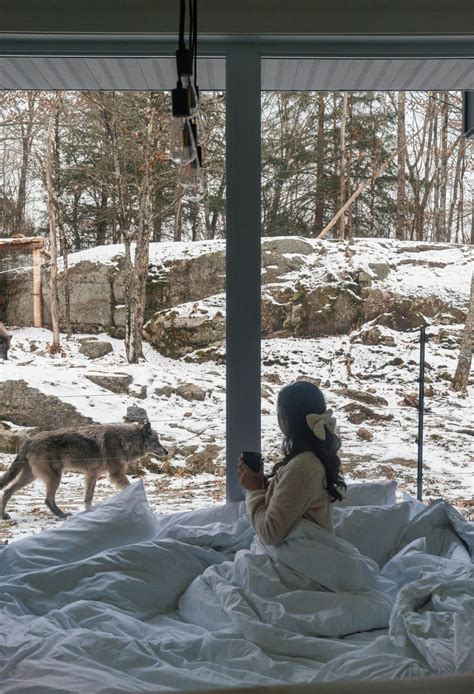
[
  {"left": 399, "top": 393, "right": 418, "bottom": 408},
  {"left": 342, "top": 402, "right": 394, "bottom": 425},
  {"left": 79, "top": 340, "right": 113, "bottom": 359},
  {"left": 357, "top": 326, "right": 395, "bottom": 347},
  {"left": 264, "top": 372, "right": 284, "bottom": 385},
  {"left": 129, "top": 384, "right": 147, "bottom": 400},
  {"left": 368, "top": 262, "right": 391, "bottom": 280},
  {"left": 456, "top": 428, "right": 474, "bottom": 437},
  {"left": 424, "top": 384, "right": 435, "bottom": 397},
  {"left": 155, "top": 383, "right": 207, "bottom": 402},
  {"left": 335, "top": 388, "right": 388, "bottom": 407},
  {"left": 85, "top": 373, "right": 133, "bottom": 394},
  {"left": 356, "top": 427, "right": 374, "bottom": 442},
  {"left": 387, "top": 357, "right": 404, "bottom": 367},
  {"left": 438, "top": 371, "right": 452, "bottom": 382},
  {"left": 124, "top": 405, "right": 149, "bottom": 423},
  {"left": 357, "top": 271, "right": 372, "bottom": 286},
  {"left": 185, "top": 444, "right": 223, "bottom": 474}
]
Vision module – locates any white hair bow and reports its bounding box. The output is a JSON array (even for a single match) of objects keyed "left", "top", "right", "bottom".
[{"left": 306, "top": 410, "right": 337, "bottom": 441}]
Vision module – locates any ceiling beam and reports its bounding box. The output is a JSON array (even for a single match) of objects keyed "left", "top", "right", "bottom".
[{"left": 1, "top": 0, "right": 474, "bottom": 35}]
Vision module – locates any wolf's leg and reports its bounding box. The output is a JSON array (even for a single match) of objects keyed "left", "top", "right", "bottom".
[
  {"left": 1, "top": 466, "right": 35, "bottom": 520},
  {"left": 84, "top": 473, "right": 97, "bottom": 510},
  {"left": 108, "top": 467, "right": 131, "bottom": 491},
  {"left": 44, "top": 471, "right": 70, "bottom": 518}
]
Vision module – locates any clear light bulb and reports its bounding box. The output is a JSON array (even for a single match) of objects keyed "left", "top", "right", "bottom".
[
  {"left": 183, "top": 180, "right": 205, "bottom": 202},
  {"left": 169, "top": 117, "right": 197, "bottom": 166},
  {"left": 194, "top": 111, "right": 206, "bottom": 144},
  {"left": 179, "top": 156, "right": 205, "bottom": 202},
  {"left": 178, "top": 158, "right": 203, "bottom": 189}
]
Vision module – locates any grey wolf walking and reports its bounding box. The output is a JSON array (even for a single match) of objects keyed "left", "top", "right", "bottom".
[{"left": 0, "top": 422, "right": 168, "bottom": 519}]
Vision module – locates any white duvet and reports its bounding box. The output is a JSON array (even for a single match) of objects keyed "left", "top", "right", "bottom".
[{"left": 0, "top": 482, "right": 473, "bottom": 692}]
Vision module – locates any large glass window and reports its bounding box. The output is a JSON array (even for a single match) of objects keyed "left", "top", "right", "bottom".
[
  {"left": 260, "top": 90, "right": 473, "bottom": 518},
  {"left": 0, "top": 89, "right": 227, "bottom": 542}
]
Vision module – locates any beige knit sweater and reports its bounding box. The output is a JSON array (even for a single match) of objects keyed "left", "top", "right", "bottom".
[{"left": 246, "top": 451, "right": 334, "bottom": 545}]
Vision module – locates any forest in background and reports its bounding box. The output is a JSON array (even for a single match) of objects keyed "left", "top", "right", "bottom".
[{"left": 0, "top": 90, "right": 472, "bottom": 247}]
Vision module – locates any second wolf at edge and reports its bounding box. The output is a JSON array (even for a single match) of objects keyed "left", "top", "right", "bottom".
[{"left": 0, "top": 421, "right": 168, "bottom": 520}]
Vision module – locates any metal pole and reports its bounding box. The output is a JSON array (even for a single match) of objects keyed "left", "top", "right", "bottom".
[
  {"left": 225, "top": 45, "right": 261, "bottom": 502},
  {"left": 417, "top": 326, "right": 426, "bottom": 501}
]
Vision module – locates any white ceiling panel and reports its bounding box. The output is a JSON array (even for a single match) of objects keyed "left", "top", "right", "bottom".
[{"left": 0, "top": 55, "right": 472, "bottom": 91}]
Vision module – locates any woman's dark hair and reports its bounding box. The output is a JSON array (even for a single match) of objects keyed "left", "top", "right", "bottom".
[{"left": 270, "top": 381, "right": 346, "bottom": 503}]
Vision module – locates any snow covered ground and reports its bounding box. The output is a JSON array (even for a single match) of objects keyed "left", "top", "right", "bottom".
[{"left": 1, "top": 321, "right": 472, "bottom": 545}]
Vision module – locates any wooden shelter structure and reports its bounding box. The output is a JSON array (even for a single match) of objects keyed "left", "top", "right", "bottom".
[{"left": 0, "top": 236, "right": 45, "bottom": 328}]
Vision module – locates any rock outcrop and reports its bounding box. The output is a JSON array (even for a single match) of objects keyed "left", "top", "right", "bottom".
[
  {"left": 0, "top": 380, "right": 94, "bottom": 430},
  {"left": 4, "top": 239, "right": 470, "bottom": 360}
]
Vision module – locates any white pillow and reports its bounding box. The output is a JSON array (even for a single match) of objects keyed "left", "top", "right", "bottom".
[
  {"left": 333, "top": 502, "right": 412, "bottom": 567},
  {"left": 335, "top": 480, "right": 397, "bottom": 507},
  {"left": 0, "top": 481, "right": 159, "bottom": 577}
]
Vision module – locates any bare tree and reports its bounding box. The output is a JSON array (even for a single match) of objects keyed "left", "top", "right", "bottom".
[
  {"left": 312, "top": 93, "right": 326, "bottom": 236},
  {"left": 124, "top": 93, "right": 159, "bottom": 363},
  {"left": 451, "top": 273, "right": 474, "bottom": 393},
  {"left": 339, "top": 93, "right": 349, "bottom": 240},
  {"left": 13, "top": 92, "right": 36, "bottom": 234},
  {"left": 396, "top": 91, "right": 407, "bottom": 240},
  {"left": 44, "top": 104, "right": 61, "bottom": 354},
  {"left": 53, "top": 93, "right": 72, "bottom": 338}
]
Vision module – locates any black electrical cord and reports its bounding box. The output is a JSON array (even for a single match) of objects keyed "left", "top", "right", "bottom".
[
  {"left": 193, "top": 0, "right": 198, "bottom": 88},
  {"left": 179, "top": 0, "right": 186, "bottom": 52}
]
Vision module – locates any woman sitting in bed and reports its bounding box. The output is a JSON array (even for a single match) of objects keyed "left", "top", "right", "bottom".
[{"left": 238, "top": 380, "right": 346, "bottom": 545}]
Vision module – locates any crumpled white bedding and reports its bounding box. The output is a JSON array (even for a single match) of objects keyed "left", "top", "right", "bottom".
[{"left": 0, "top": 481, "right": 472, "bottom": 692}]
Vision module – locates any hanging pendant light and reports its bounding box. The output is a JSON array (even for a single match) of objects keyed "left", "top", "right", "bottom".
[
  {"left": 170, "top": 81, "right": 197, "bottom": 165},
  {"left": 170, "top": 0, "right": 205, "bottom": 201}
]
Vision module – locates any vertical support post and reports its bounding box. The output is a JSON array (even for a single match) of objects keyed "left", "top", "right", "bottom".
[
  {"left": 32, "top": 247, "right": 42, "bottom": 328},
  {"left": 226, "top": 45, "right": 261, "bottom": 502},
  {"left": 417, "top": 326, "right": 426, "bottom": 501},
  {"left": 462, "top": 91, "right": 474, "bottom": 139}
]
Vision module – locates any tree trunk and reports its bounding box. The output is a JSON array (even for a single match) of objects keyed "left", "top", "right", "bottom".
[
  {"left": 312, "top": 93, "right": 326, "bottom": 236},
  {"left": 451, "top": 273, "right": 474, "bottom": 392},
  {"left": 124, "top": 93, "right": 157, "bottom": 363},
  {"left": 53, "top": 94, "right": 72, "bottom": 338},
  {"left": 96, "top": 185, "right": 108, "bottom": 245},
  {"left": 174, "top": 187, "right": 183, "bottom": 241},
  {"left": 437, "top": 92, "right": 449, "bottom": 242},
  {"left": 45, "top": 108, "right": 61, "bottom": 354},
  {"left": 396, "top": 92, "right": 407, "bottom": 240},
  {"left": 14, "top": 92, "right": 36, "bottom": 234},
  {"left": 339, "top": 93, "right": 348, "bottom": 240},
  {"left": 152, "top": 185, "right": 163, "bottom": 242},
  {"left": 448, "top": 136, "right": 465, "bottom": 243}
]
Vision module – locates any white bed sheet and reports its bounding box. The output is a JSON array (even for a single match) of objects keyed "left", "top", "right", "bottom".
[{"left": 0, "top": 482, "right": 472, "bottom": 692}]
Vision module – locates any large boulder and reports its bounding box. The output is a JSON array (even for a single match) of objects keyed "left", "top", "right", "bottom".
[
  {"left": 144, "top": 298, "right": 226, "bottom": 359},
  {"left": 0, "top": 380, "right": 94, "bottom": 430},
  {"left": 362, "top": 289, "right": 465, "bottom": 330},
  {"left": 79, "top": 340, "right": 113, "bottom": 359}
]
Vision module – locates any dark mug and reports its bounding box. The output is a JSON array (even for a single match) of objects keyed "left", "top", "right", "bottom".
[{"left": 241, "top": 451, "right": 263, "bottom": 473}]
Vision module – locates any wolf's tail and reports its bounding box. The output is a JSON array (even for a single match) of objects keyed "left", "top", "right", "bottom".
[{"left": 0, "top": 447, "right": 27, "bottom": 490}]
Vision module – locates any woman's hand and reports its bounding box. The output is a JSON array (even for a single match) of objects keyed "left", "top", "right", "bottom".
[{"left": 237, "top": 458, "right": 266, "bottom": 492}]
